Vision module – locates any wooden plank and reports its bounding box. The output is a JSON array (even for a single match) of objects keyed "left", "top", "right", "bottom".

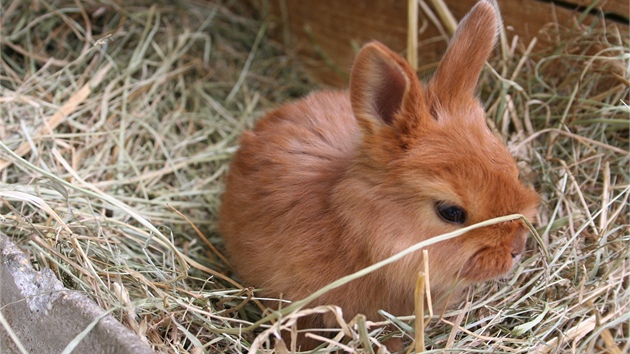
[
  {"left": 269, "top": 1, "right": 411, "bottom": 86},
  {"left": 260, "top": 0, "right": 628, "bottom": 86},
  {"left": 562, "top": 0, "right": 628, "bottom": 19}
]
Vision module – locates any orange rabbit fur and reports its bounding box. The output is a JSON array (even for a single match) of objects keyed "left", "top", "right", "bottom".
[{"left": 219, "top": 0, "right": 539, "bottom": 349}]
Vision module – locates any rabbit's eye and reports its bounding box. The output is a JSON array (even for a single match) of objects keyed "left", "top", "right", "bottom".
[{"left": 435, "top": 202, "right": 467, "bottom": 225}]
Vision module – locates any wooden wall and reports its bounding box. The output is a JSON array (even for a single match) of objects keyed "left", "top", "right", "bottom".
[{"left": 258, "top": 0, "right": 628, "bottom": 86}]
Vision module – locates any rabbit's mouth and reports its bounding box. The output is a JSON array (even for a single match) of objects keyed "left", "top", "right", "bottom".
[{"left": 460, "top": 246, "right": 516, "bottom": 282}]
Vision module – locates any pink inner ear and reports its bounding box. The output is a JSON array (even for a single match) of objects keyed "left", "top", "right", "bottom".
[
  {"left": 373, "top": 61, "right": 407, "bottom": 125},
  {"left": 351, "top": 42, "right": 419, "bottom": 131}
]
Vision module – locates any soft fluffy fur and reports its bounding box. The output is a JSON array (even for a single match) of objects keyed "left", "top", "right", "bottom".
[{"left": 219, "top": 0, "right": 539, "bottom": 350}]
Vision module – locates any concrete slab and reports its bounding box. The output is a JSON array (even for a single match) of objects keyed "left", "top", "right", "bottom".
[{"left": 0, "top": 233, "right": 155, "bottom": 354}]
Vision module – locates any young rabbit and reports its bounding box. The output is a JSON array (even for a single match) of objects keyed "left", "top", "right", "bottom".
[{"left": 220, "top": 0, "right": 539, "bottom": 350}]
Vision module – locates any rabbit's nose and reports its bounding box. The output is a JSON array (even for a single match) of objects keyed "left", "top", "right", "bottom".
[{"left": 509, "top": 223, "right": 528, "bottom": 257}]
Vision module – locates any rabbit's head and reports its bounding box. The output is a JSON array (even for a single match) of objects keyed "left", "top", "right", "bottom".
[{"left": 345, "top": 0, "right": 540, "bottom": 291}]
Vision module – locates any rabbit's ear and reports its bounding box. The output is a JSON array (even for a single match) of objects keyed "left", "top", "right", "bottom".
[
  {"left": 431, "top": 0, "right": 498, "bottom": 107},
  {"left": 350, "top": 42, "right": 424, "bottom": 135}
]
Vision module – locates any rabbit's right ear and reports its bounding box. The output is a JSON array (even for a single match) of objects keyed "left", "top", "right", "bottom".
[
  {"left": 431, "top": 0, "right": 499, "bottom": 109},
  {"left": 350, "top": 42, "right": 425, "bottom": 136}
]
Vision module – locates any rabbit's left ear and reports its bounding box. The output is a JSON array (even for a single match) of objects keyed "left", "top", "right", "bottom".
[
  {"left": 431, "top": 0, "right": 499, "bottom": 106},
  {"left": 350, "top": 41, "right": 425, "bottom": 135}
]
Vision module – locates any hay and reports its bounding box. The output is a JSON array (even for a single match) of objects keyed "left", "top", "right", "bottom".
[{"left": 0, "top": 0, "right": 628, "bottom": 353}]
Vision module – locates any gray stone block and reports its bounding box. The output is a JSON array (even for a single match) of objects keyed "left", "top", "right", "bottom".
[{"left": 0, "top": 233, "right": 155, "bottom": 354}]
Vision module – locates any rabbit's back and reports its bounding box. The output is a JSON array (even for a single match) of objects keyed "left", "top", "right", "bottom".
[{"left": 219, "top": 90, "right": 360, "bottom": 296}]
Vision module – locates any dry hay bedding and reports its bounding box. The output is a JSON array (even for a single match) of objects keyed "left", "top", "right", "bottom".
[{"left": 0, "top": 0, "right": 628, "bottom": 353}]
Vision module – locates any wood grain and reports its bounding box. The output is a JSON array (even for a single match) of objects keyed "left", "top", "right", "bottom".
[{"left": 258, "top": 0, "right": 628, "bottom": 86}]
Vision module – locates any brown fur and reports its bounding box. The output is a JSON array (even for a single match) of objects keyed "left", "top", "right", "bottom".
[{"left": 219, "top": 0, "right": 539, "bottom": 350}]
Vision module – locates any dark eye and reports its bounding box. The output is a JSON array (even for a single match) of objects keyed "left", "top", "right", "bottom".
[{"left": 435, "top": 202, "right": 467, "bottom": 225}]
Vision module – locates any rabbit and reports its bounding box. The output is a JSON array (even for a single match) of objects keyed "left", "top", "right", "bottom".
[{"left": 219, "top": 0, "right": 539, "bottom": 350}]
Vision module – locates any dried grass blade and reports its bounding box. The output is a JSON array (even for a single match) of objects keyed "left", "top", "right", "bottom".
[{"left": 0, "top": 63, "right": 111, "bottom": 172}]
